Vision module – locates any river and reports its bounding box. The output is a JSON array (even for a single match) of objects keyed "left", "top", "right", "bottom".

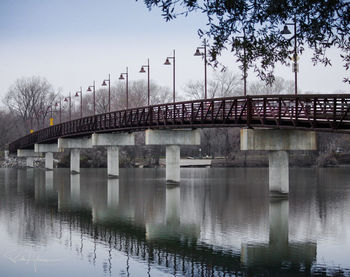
[{"left": 0, "top": 168, "right": 349, "bottom": 276}]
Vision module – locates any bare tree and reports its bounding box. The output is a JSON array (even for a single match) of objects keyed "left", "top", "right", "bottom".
[
  {"left": 248, "top": 77, "right": 295, "bottom": 95},
  {"left": 184, "top": 71, "right": 242, "bottom": 100},
  {"left": 0, "top": 110, "right": 17, "bottom": 149},
  {"left": 4, "top": 76, "right": 58, "bottom": 133}
]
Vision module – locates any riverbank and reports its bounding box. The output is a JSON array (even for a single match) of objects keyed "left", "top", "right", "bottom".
[{"left": 2, "top": 152, "right": 350, "bottom": 168}]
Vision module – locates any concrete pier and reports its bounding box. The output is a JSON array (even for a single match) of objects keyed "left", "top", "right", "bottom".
[
  {"left": 58, "top": 138, "right": 92, "bottom": 174},
  {"left": 35, "top": 143, "right": 60, "bottom": 170},
  {"left": 70, "top": 149, "right": 80, "bottom": 174},
  {"left": 269, "top": 151, "right": 289, "bottom": 194},
  {"left": 240, "top": 129, "right": 316, "bottom": 196},
  {"left": 166, "top": 145, "right": 181, "bottom": 184},
  {"left": 107, "top": 146, "right": 119, "bottom": 177},
  {"left": 17, "top": 149, "right": 41, "bottom": 168},
  {"left": 145, "top": 129, "right": 200, "bottom": 183},
  {"left": 45, "top": 152, "right": 53, "bottom": 170},
  {"left": 91, "top": 133, "right": 135, "bottom": 178}
]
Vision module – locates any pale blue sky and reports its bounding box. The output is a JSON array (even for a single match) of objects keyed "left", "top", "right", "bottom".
[{"left": 0, "top": 0, "right": 349, "bottom": 101}]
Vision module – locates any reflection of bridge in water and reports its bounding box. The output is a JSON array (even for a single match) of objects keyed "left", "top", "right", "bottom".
[{"left": 1, "top": 169, "right": 334, "bottom": 275}]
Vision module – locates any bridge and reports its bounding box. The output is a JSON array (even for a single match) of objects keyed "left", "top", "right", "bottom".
[{"left": 8, "top": 94, "right": 350, "bottom": 196}]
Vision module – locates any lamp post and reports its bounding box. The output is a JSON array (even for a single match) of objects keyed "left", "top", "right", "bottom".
[
  {"left": 281, "top": 18, "right": 298, "bottom": 95},
  {"left": 140, "top": 59, "right": 150, "bottom": 105},
  {"left": 87, "top": 81, "right": 96, "bottom": 115},
  {"left": 234, "top": 35, "right": 248, "bottom": 96},
  {"left": 102, "top": 74, "right": 111, "bottom": 112},
  {"left": 49, "top": 104, "right": 54, "bottom": 126},
  {"left": 194, "top": 39, "right": 208, "bottom": 99},
  {"left": 64, "top": 93, "right": 72, "bottom": 121},
  {"left": 55, "top": 99, "right": 62, "bottom": 124},
  {"left": 119, "top": 67, "right": 129, "bottom": 109},
  {"left": 164, "top": 50, "right": 176, "bottom": 103},
  {"left": 75, "top": 87, "right": 83, "bottom": 118}
]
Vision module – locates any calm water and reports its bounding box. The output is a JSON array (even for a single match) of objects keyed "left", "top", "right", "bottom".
[{"left": 0, "top": 167, "right": 350, "bottom": 276}]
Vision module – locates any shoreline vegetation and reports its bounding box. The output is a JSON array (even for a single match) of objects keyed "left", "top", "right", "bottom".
[{"left": 2, "top": 151, "right": 350, "bottom": 169}]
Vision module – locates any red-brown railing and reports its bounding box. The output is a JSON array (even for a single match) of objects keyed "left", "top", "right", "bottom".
[{"left": 9, "top": 94, "right": 350, "bottom": 153}]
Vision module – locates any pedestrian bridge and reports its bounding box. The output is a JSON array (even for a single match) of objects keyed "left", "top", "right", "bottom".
[
  {"left": 8, "top": 94, "right": 350, "bottom": 196},
  {"left": 9, "top": 94, "right": 350, "bottom": 152}
]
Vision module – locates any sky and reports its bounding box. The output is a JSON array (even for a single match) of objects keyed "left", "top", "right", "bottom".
[{"left": 0, "top": 0, "right": 349, "bottom": 103}]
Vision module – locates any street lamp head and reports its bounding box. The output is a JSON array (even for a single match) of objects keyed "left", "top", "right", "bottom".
[
  {"left": 101, "top": 80, "right": 107, "bottom": 86},
  {"left": 119, "top": 74, "right": 125, "bottom": 80},
  {"left": 75, "top": 92, "right": 79, "bottom": 97},
  {"left": 281, "top": 25, "right": 292, "bottom": 35},
  {"left": 64, "top": 98, "right": 69, "bottom": 102},
  {"left": 55, "top": 102, "right": 59, "bottom": 106},
  {"left": 164, "top": 58, "right": 171, "bottom": 65},
  {"left": 194, "top": 48, "right": 202, "bottom": 56},
  {"left": 87, "top": 87, "right": 92, "bottom": 92},
  {"left": 139, "top": 66, "right": 146, "bottom": 73}
]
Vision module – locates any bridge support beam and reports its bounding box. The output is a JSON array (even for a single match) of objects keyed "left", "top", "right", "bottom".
[
  {"left": 35, "top": 143, "right": 60, "bottom": 170},
  {"left": 58, "top": 138, "right": 92, "bottom": 174},
  {"left": 17, "top": 149, "right": 41, "bottom": 168},
  {"left": 240, "top": 129, "right": 316, "bottom": 196},
  {"left": 91, "top": 133, "right": 135, "bottom": 178},
  {"left": 145, "top": 129, "right": 200, "bottom": 184}
]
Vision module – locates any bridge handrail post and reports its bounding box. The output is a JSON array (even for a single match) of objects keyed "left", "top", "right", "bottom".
[
  {"left": 222, "top": 99, "right": 225, "bottom": 122},
  {"left": 333, "top": 97, "right": 337, "bottom": 128},
  {"left": 295, "top": 97, "right": 299, "bottom": 125},
  {"left": 278, "top": 97, "right": 282, "bottom": 127},
  {"left": 313, "top": 97, "right": 317, "bottom": 128}
]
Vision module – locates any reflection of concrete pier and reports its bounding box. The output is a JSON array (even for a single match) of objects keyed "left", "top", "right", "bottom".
[
  {"left": 70, "top": 174, "right": 80, "bottom": 202},
  {"left": 241, "top": 199, "right": 316, "bottom": 267},
  {"left": 166, "top": 185, "right": 180, "bottom": 225},
  {"left": 45, "top": 171, "right": 54, "bottom": 194},
  {"left": 16, "top": 169, "right": 27, "bottom": 193},
  {"left": 146, "top": 185, "right": 200, "bottom": 241},
  {"left": 107, "top": 178, "right": 119, "bottom": 207}
]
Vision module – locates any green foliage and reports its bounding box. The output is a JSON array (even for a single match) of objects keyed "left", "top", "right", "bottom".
[{"left": 139, "top": 0, "right": 350, "bottom": 84}]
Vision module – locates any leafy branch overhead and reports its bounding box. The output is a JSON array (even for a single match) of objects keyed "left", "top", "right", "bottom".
[{"left": 139, "top": 0, "right": 350, "bottom": 84}]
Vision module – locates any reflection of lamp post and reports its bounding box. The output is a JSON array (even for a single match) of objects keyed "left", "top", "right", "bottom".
[
  {"left": 119, "top": 67, "right": 129, "bottom": 109},
  {"left": 102, "top": 74, "right": 111, "bottom": 112},
  {"left": 75, "top": 87, "right": 83, "bottom": 118},
  {"left": 140, "top": 59, "right": 150, "bottom": 105},
  {"left": 194, "top": 40, "right": 208, "bottom": 99},
  {"left": 64, "top": 93, "right": 72, "bottom": 121},
  {"left": 55, "top": 99, "right": 62, "bottom": 124},
  {"left": 87, "top": 81, "right": 96, "bottom": 115},
  {"left": 281, "top": 19, "right": 298, "bottom": 95},
  {"left": 164, "top": 50, "right": 176, "bottom": 103}
]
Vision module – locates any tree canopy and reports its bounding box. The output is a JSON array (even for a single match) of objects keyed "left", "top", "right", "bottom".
[{"left": 139, "top": 0, "right": 350, "bottom": 84}]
